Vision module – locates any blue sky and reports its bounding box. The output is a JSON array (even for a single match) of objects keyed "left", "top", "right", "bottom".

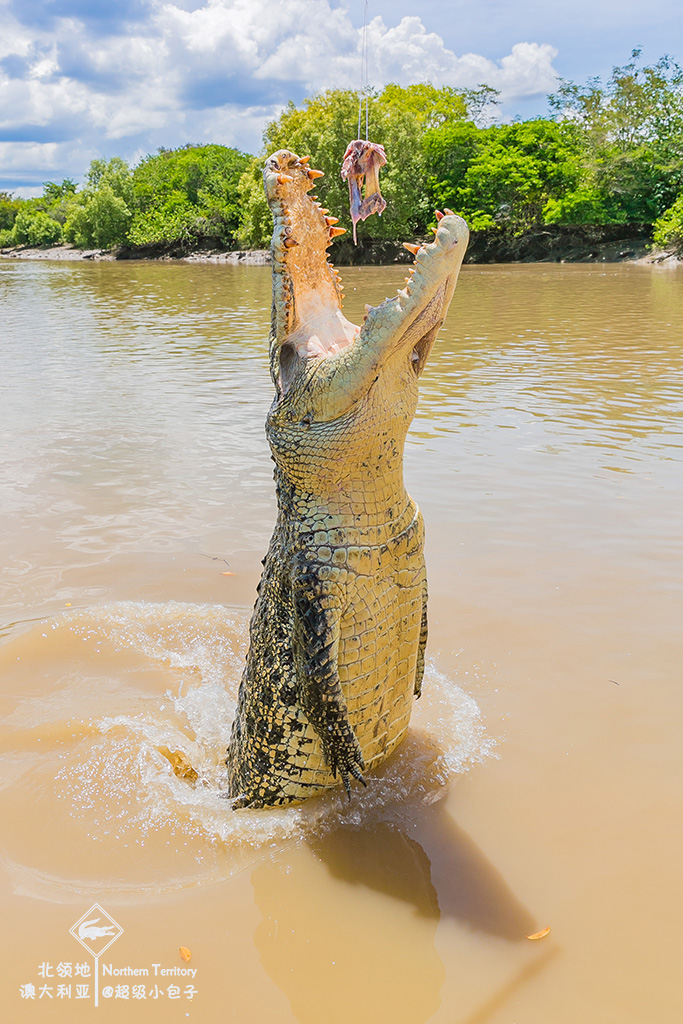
[{"left": 0, "top": 0, "right": 681, "bottom": 195}]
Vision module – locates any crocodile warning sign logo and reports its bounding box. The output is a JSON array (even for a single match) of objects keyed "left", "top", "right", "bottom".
[{"left": 69, "top": 905, "right": 123, "bottom": 959}]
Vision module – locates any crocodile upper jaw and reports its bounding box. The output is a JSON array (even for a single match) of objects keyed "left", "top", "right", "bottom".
[{"left": 263, "top": 149, "right": 469, "bottom": 407}]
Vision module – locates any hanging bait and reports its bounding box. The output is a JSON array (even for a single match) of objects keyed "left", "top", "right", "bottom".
[{"left": 341, "top": 139, "right": 387, "bottom": 243}]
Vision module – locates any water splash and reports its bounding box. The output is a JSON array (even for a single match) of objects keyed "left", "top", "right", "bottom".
[
  {"left": 0, "top": 601, "right": 493, "bottom": 903},
  {"left": 49, "top": 601, "right": 493, "bottom": 848}
]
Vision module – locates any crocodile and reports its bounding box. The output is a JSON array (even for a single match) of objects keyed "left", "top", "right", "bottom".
[{"left": 225, "top": 149, "right": 468, "bottom": 808}]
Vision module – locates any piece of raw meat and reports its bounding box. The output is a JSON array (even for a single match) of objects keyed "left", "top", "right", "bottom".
[{"left": 341, "top": 140, "right": 387, "bottom": 243}]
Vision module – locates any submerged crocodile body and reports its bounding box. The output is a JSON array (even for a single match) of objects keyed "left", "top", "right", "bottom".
[{"left": 225, "top": 150, "right": 468, "bottom": 808}]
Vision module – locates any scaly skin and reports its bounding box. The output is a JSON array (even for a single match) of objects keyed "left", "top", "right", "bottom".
[{"left": 225, "top": 149, "right": 468, "bottom": 807}]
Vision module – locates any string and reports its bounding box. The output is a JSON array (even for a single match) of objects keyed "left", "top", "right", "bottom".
[{"left": 358, "top": 0, "right": 369, "bottom": 140}]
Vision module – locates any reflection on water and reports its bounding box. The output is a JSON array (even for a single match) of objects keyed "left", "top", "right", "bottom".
[
  {"left": 312, "top": 806, "right": 535, "bottom": 939},
  {"left": 1, "top": 258, "right": 682, "bottom": 1023},
  {"left": 253, "top": 802, "right": 537, "bottom": 1023},
  {"left": 252, "top": 825, "right": 445, "bottom": 1024}
]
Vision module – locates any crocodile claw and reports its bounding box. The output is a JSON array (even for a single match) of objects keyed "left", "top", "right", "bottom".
[
  {"left": 227, "top": 792, "right": 251, "bottom": 809},
  {"left": 336, "top": 761, "right": 367, "bottom": 799},
  {"left": 326, "top": 725, "right": 366, "bottom": 797}
]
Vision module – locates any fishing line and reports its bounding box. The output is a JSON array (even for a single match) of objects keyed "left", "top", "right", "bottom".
[{"left": 357, "top": 0, "right": 370, "bottom": 141}]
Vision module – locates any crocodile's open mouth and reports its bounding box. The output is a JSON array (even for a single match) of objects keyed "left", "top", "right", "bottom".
[{"left": 263, "top": 149, "right": 469, "bottom": 395}]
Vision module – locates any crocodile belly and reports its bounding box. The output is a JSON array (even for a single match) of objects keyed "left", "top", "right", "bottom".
[
  {"left": 225, "top": 506, "right": 426, "bottom": 807},
  {"left": 341, "top": 559, "right": 425, "bottom": 771}
]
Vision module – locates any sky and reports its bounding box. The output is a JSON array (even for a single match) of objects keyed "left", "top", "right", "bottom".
[{"left": 0, "top": 0, "right": 681, "bottom": 196}]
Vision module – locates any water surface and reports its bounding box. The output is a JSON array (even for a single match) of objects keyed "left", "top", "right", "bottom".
[{"left": 1, "top": 258, "right": 682, "bottom": 1022}]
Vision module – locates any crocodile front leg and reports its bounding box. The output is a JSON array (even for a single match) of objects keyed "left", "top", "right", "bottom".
[{"left": 292, "top": 569, "right": 366, "bottom": 796}]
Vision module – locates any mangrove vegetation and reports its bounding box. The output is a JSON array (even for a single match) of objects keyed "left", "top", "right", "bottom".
[{"left": 2, "top": 51, "right": 683, "bottom": 256}]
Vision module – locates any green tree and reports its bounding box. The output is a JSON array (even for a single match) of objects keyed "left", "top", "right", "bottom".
[
  {"left": 65, "top": 185, "right": 131, "bottom": 248},
  {"left": 0, "top": 190, "right": 22, "bottom": 232},
  {"left": 236, "top": 158, "right": 272, "bottom": 249},
  {"left": 381, "top": 82, "right": 498, "bottom": 129},
  {"left": 239, "top": 83, "right": 478, "bottom": 248},
  {"left": 11, "top": 207, "right": 63, "bottom": 246},
  {"left": 424, "top": 119, "right": 582, "bottom": 231},
  {"left": 549, "top": 51, "right": 683, "bottom": 223},
  {"left": 63, "top": 157, "right": 134, "bottom": 248},
  {"left": 41, "top": 179, "right": 78, "bottom": 204},
  {"left": 84, "top": 157, "right": 134, "bottom": 205},
  {"left": 128, "top": 144, "right": 250, "bottom": 247},
  {"left": 653, "top": 194, "right": 683, "bottom": 251},
  {"left": 543, "top": 185, "right": 618, "bottom": 225},
  {"left": 39, "top": 178, "right": 80, "bottom": 227}
]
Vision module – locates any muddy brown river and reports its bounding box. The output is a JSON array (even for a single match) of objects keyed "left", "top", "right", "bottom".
[{"left": 1, "top": 258, "right": 682, "bottom": 1023}]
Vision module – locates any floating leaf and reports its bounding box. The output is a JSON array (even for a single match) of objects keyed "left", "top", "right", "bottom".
[
  {"left": 526, "top": 926, "right": 551, "bottom": 941},
  {"left": 221, "top": 571, "right": 236, "bottom": 576},
  {"left": 179, "top": 947, "right": 192, "bottom": 962}
]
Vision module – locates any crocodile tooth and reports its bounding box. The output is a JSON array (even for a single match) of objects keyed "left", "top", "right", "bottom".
[
  {"left": 444, "top": 208, "right": 455, "bottom": 216},
  {"left": 325, "top": 216, "right": 340, "bottom": 226},
  {"left": 299, "top": 155, "right": 311, "bottom": 164},
  {"left": 329, "top": 227, "right": 346, "bottom": 237},
  {"left": 430, "top": 226, "right": 438, "bottom": 235},
  {"left": 283, "top": 237, "right": 298, "bottom": 248},
  {"left": 403, "top": 242, "right": 421, "bottom": 256},
  {"left": 278, "top": 174, "right": 294, "bottom": 184},
  {"left": 435, "top": 210, "right": 444, "bottom": 221},
  {"left": 365, "top": 304, "right": 373, "bottom": 313},
  {"left": 307, "top": 168, "right": 324, "bottom": 179}
]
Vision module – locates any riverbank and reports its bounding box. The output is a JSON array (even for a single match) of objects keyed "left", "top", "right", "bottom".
[
  {"left": 0, "top": 244, "right": 272, "bottom": 265},
  {"left": 1, "top": 225, "right": 680, "bottom": 265}
]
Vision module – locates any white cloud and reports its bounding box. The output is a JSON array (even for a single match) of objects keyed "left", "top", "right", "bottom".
[
  {"left": 0, "top": 0, "right": 562, "bottom": 191},
  {"left": 255, "top": 13, "right": 558, "bottom": 99}
]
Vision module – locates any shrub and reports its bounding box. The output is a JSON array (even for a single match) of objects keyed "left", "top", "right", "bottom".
[
  {"left": 0, "top": 190, "right": 22, "bottom": 231},
  {"left": 127, "top": 194, "right": 200, "bottom": 246},
  {"left": 543, "top": 185, "right": 619, "bottom": 224},
  {"left": 64, "top": 185, "right": 131, "bottom": 248},
  {"left": 236, "top": 159, "right": 272, "bottom": 249},
  {"left": 11, "top": 208, "right": 63, "bottom": 246},
  {"left": 129, "top": 144, "right": 250, "bottom": 248},
  {"left": 652, "top": 194, "right": 683, "bottom": 251},
  {"left": 27, "top": 211, "right": 63, "bottom": 246}
]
